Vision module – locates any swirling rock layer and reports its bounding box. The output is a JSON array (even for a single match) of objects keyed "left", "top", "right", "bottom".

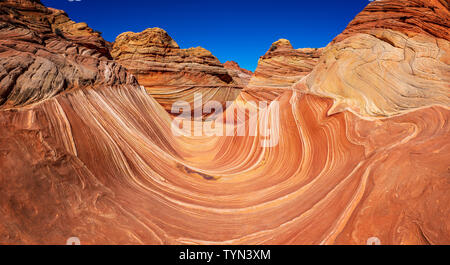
[
  {"left": 0, "top": 0, "right": 449, "bottom": 245},
  {"left": 111, "top": 28, "right": 244, "bottom": 114},
  {"left": 334, "top": 0, "right": 450, "bottom": 43},
  {"left": 297, "top": 0, "right": 450, "bottom": 116},
  {"left": 1, "top": 85, "right": 448, "bottom": 244}
]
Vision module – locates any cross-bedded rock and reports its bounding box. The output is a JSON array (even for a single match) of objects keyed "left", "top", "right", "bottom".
[
  {"left": 0, "top": 0, "right": 137, "bottom": 108},
  {"left": 111, "top": 28, "right": 245, "bottom": 114}
]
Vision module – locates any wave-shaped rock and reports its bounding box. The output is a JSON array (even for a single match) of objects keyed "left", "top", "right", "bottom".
[
  {"left": 0, "top": 0, "right": 448, "bottom": 245},
  {"left": 2, "top": 83, "right": 448, "bottom": 244}
]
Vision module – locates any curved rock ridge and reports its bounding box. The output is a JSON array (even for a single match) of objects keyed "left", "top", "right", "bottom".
[
  {"left": 296, "top": 0, "right": 450, "bottom": 116},
  {"left": 0, "top": 0, "right": 136, "bottom": 108},
  {"left": 111, "top": 28, "right": 244, "bottom": 114},
  {"left": 0, "top": 0, "right": 449, "bottom": 246},
  {"left": 1, "top": 83, "right": 449, "bottom": 245},
  {"left": 223, "top": 61, "right": 253, "bottom": 86},
  {"left": 246, "top": 38, "right": 323, "bottom": 100}
]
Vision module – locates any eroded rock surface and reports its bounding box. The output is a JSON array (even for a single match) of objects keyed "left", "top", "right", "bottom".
[
  {"left": 0, "top": 0, "right": 136, "bottom": 108},
  {"left": 296, "top": 0, "right": 450, "bottom": 116},
  {"left": 223, "top": 61, "right": 253, "bottom": 86},
  {"left": 246, "top": 39, "right": 323, "bottom": 100},
  {"left": 111, "top": 28, "right": 244, "bottom": 114}
]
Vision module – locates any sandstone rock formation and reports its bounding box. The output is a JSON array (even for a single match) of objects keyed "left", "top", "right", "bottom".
[
  {"left": 0, "top": 0, "right": 449, "bottom": 245},
  {"left": 223, "top": 61, "right": 253, "bottom": 86},
  {"left": 0, "top": 0, "right": 136, "bottom": 108},
  {"left": 245, "top": 39, "right": 323, "bottom": 100},
  {"left": 296, "top": 0, "right": 450, "bottom": 116},
  {"left": 111, "top": 28, "right": 244, "bottom": 114}
]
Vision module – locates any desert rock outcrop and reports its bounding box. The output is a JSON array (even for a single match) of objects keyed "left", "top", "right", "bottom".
[
  {"left": 111, "top": 28, "right": 244, "bottom": 114},
  {"left": 246, "top": 39, "right": 323, "bottom": 100},
  {"left": 297, "top": 0, "right": 450, "bottom": 116},
  {"left": 223, "top": 61, "right": 253, "bottom": 85},
  {"left": 0, "top": 0, "right": 136, "bottom": 108}
]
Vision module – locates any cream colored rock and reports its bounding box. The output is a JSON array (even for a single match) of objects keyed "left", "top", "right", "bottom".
[{"left": 296, "top": 0, "right": 450, "bottom": 116}]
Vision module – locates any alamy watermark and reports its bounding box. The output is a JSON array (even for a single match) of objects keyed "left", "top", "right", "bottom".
[
  {"left": 66, "top": 237, "right": 81, "bottom": 245},
  {"left": 367, "top": 237, "right": 382, "bottom": 245}
]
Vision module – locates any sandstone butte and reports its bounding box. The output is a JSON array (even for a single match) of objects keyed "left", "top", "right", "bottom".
[
  {"left": 223, "top": 60, "right": 253, "bottom": 86},
  {"left": 0, "top": 0, "right": 449, "bottom": 245},
  {"left": 111, "top": 28, "right": 246, "bottom": 114},
  {"left": 245, "top": 38, "right": 323, "bottom": 101}
]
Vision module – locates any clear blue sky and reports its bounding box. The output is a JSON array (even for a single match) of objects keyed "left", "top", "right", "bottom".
[{"left": 41, "top": 0, "right": 370, "bottom": 71}]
